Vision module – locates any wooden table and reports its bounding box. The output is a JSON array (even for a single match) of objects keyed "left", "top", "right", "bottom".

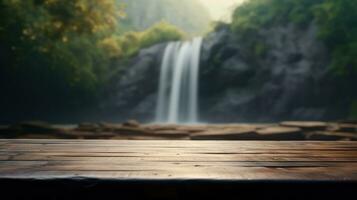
[{"left": 1, "top": 139, "right": 357, "bottom": 199}]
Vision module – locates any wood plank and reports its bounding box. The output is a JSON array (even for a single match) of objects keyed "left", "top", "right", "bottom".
[
  {"left": 0, "top": 140, "right": 357, "bottom": 181},
  {"left": 2, "top": 153, "right": 357, "bottom": 162},
  {"left": 1, "top": 167, "right": 356, "bottom": 181},
  {"left": 2, "top": 140, "right": 357, "bottom": 148}
]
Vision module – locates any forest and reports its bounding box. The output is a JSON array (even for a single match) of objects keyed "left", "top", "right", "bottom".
[
  {"left": 0, "top": 0, "right": 356, "bottom": 122},
  {"left": 0, "top": 0, "right": 190, "bottom": 121}
]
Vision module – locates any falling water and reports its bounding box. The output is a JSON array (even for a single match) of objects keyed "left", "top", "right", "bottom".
[{"left": 155, "top": 37, "right": 203, "bottom": 124}]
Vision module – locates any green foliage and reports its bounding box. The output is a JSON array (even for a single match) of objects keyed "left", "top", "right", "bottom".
[
  {"left": 230, "top": 0, "right": 357, "bottom": 76},
  {"left": 0, "top": 0, "right": 119, "bottom": 113},
  {"left": 231, "top": 0, "right": 324, "bottom": 34},
  {"left": 99, "top": 21, "right": 184, "bottom": 59},
  {"left": 116, "top": 0, "right": 211, "bottom": 35},
  {"left": 212, "top": 21, "right": 229, "bottom": 32},
  {"left": 314, "top": 0, "right": 357, "bottom": 75},
  {"left": 0, "top": 0, "right": 120, "bottom": 42},
  {"left": 139, "top": 22, "right": 185, "bottom": 49},
  {"left": 0, "top": 0, "right": 186, "bottom": 117},
  {"left": 254, "top": 42, "right": 268, "bottom": 57}
]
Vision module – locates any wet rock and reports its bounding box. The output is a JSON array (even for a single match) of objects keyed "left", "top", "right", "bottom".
[
  {"left": 99, "top": 122, "right": 150, "bottom": 135},
  {"left": 280, "top": 121, "right": 328, "bottom": 131},
  {"left": 101, "top": 43, "right": 165, "bottom": 122},
  {"left": 77, "top": 123, "right": 101, "bottom": 132},
  {"left": 199, "top": 23, "right": 345, "bottom": 122},
  {"left": 98, "top": 122, "right": 121, "bottom": 131},
  {"left": 175, "top": 126, "right": 209, "bottom": 133},
  {"left": 326, "top": 123, "right": 340, "bottom": 132},
  {"left": 337, "top": 124, "right": 357, "bottom": 133},
  {"left": 122, "top": 120, "right": 141, "bottom": 128},
  {"left": 257, "top": 126, "right": 304, "bottom": 140},
  {"left": 306, "top": 131, "right": 357, "bottom": 141},
  {"left": 3, "top": 121, "right": 356, "bottom": 141},
  {"left": 209, "top": 124, "right": 271, "bottom": 129},
  {"left": 144, "top": 124, "right": 179, "bottom": 131},
  {"left": 153, "top": 130, "right": 190, "bottom": 138}
]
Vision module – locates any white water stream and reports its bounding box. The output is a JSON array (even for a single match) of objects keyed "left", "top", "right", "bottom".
[{"left": 155, "top": 37, "right": 203, "bottom": 124}]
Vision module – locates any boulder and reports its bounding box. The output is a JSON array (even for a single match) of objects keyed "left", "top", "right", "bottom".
[
  {"left": 98, "top": 122, "right": 150, "bottom": 135},
  {"left": 306, "top": 131, "right": 357, "bottom": 141},
  {"left": 122, "top": 120, "right": 141, "bottom": 128},
  {"left": 77, "top": 123, "right": 101, "bottom": 132},
  {"left": 98, "top": 122, "right": 121, "bottom": 131},
  {"left": 152, "top": 130, "right": 190, "bottom": 138},
  {"left": 326, "top": 123, "right": 340, "bottom": 132},
  {"left": 337, "top": 124, "right": 357, "bottom": 133},
  {"left": 143, "top": 124, "right": 179, "bottom": 131},
  {"left": 280, "top": 121, "right": 328, "bottom": 131},
  {"left": 256, "top": 126, "right": 304, "bottom": 140},
  {"left": 175, "top": 126, "right": 211, "bottom": 133}
]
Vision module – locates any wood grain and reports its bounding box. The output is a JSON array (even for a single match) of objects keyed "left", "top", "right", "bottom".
[{"left": 0, "top": 139, "right": 357, "bottom": 181}]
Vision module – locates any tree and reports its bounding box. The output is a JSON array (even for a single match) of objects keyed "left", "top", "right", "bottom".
[
  {"left": 315, "top": 0, "right": 357, "bottom": 74},
  {"left": 0, "top": 0, "right": 121, "bottom": 118}
]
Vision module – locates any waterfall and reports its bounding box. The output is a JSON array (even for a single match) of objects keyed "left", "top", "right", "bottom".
[{"left": 155, "top": 37, "right": 203, "bottom": 124}]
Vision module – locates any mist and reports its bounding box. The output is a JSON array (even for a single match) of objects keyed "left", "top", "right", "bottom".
[{"left": 198, "top": 0, "right": 245, "bottom": 21}]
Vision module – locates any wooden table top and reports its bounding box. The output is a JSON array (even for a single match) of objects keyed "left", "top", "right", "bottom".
[{"left": 1, "top": 139, "right": 357, "bottom": 181}]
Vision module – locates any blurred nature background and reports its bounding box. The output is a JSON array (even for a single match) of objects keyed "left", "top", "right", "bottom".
[{"left": 0, "top": 0, "right": 356, "bottom": 123}]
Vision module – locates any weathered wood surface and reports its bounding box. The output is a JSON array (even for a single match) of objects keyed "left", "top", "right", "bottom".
[{"left": 1, "top": 139, "right": 357, "bottom": 181}]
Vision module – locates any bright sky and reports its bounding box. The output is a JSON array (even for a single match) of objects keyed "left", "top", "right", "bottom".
[{"left": 198, "top": 0, "right": 245, "bottom": 21}]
